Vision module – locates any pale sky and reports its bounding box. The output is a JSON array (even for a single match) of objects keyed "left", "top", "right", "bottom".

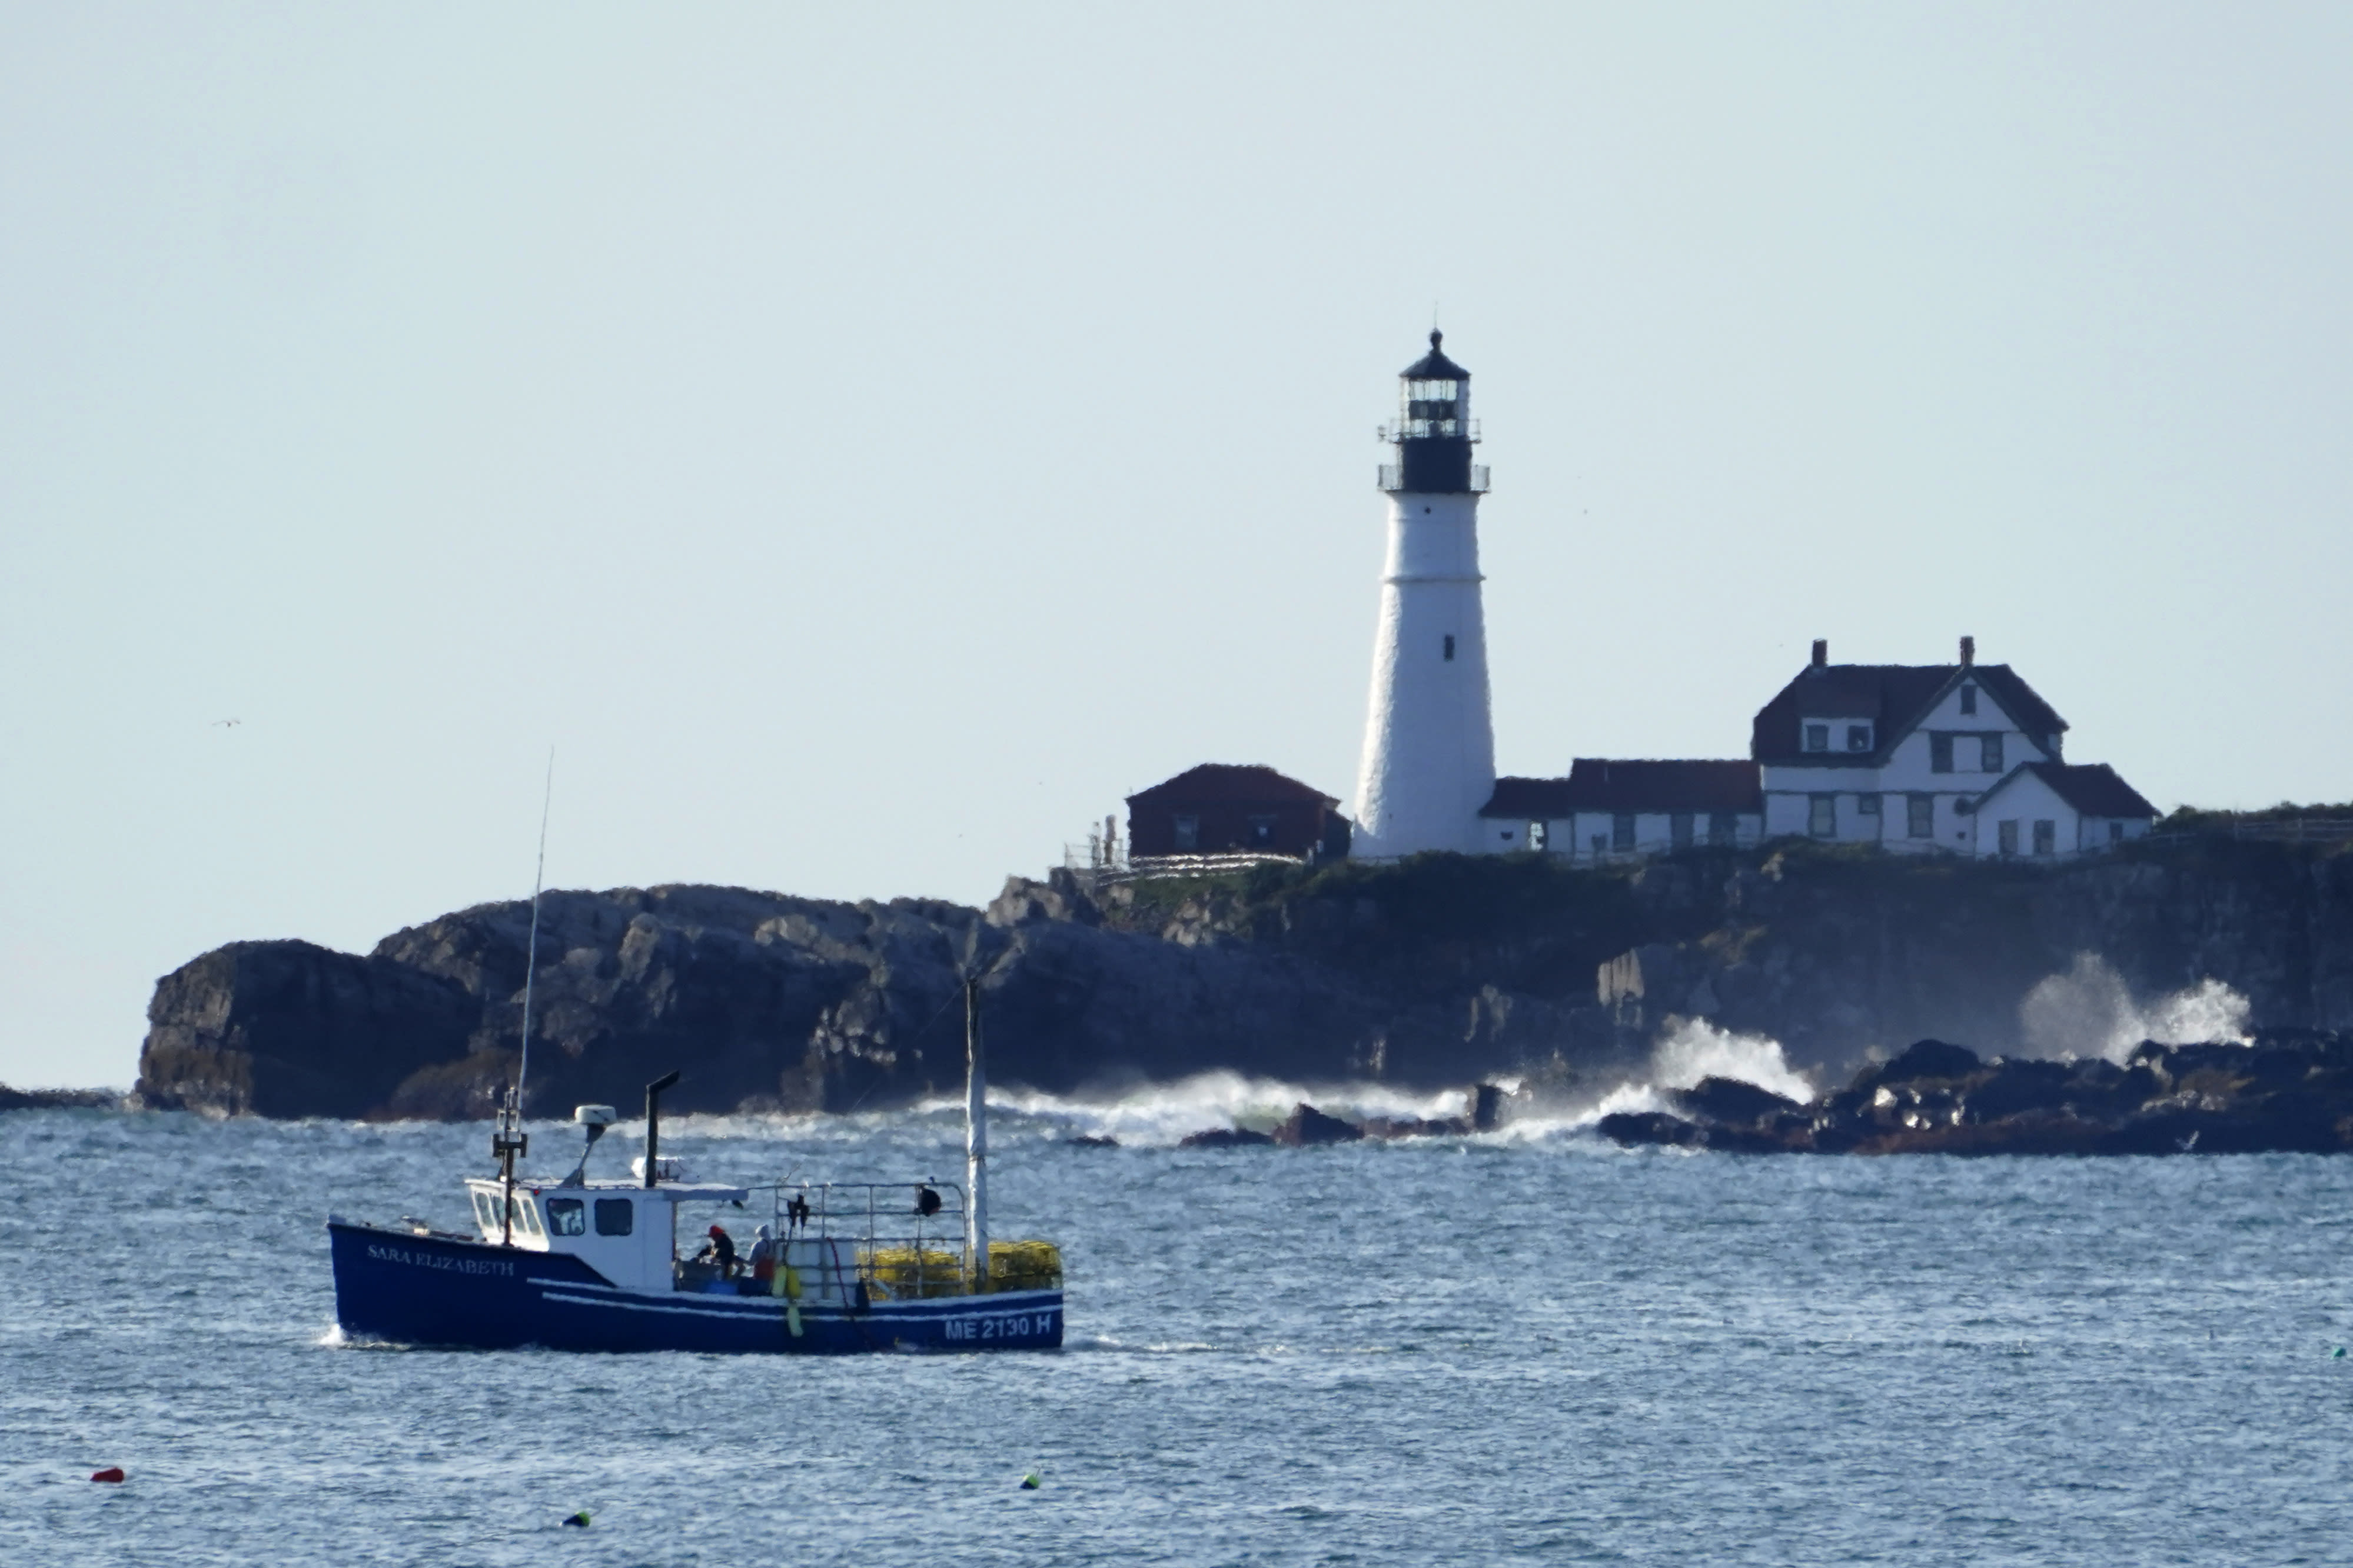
[{"left": 5, "top": 5, "right": 2351, "bottom": 1087}]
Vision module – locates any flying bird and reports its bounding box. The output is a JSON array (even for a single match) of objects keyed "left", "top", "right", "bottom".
[{"left": 214, "top": 718, "right": 241, "bottom": 728}]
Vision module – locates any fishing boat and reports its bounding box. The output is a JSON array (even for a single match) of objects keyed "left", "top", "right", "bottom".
[
  {"left": 327, "top": 791, "right": 1062, "bottom": 1352},
  {"left": 325, "top": 1057, "right": 1063, "bottom": 1353}
]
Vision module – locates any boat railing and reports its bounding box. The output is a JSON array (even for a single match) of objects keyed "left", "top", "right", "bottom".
[{"left": 737, "top": 1181, "right": 1060, "bottom": 1299}]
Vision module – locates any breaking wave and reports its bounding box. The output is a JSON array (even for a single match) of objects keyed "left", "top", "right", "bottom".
[
  {"left": 908, "top": 1072, "right": 1478, "bottom": 1148},
  {"left": 1522, "top": 1017, "right": 1818, "bottom": 1137},
  {"left": 2018, "top": 953, "right": 2254, "bottom": 1064}
]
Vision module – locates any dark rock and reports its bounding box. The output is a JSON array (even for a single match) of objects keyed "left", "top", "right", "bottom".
[
  {"left": 1597, "top": 1111, "right": 1707, "bottom": 1148},
  {"left": 1360, "top": 1114, "right": 1471, "bottom": 1140},
  {"left": 1270, "top": 1103, "right": 1363, "bottom": 1146},
  {"left": 1176, "top": 1127, "right": 1275, "bottom": 1148},
  {"left": 1670, "top": 1076, "right": 1804, "bottom": 1128},
  {"left": 0, "top": 1085, "right": 121, "bottom": 1112},
  {"left": 1065, "top": 1134, "right": 1120, "bottom": 1147}
]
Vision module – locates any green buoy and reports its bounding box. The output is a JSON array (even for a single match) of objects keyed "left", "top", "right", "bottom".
[
  {"left": 1020, "top": 1473, "right": 1041, "bottom": 1490},
  {"left": 563, "top": 1510, "right": 592, "bottom": 1527}
]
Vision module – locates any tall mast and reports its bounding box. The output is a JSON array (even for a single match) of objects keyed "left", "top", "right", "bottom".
[
  {"left": 494, "top": 751, "right": 554, "bottom": 1247},
  {"left": 963, "top": 972, "right": 990, "bottom": 1287}
]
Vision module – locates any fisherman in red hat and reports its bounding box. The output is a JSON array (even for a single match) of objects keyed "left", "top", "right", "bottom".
[{"left": 699, "top": 1223, "right": 739, "bottom": 1277}]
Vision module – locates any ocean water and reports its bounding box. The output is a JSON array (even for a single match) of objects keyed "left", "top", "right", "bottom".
[{"left": 5, "top": 1087, "right": 2352, "bottom": 1567}]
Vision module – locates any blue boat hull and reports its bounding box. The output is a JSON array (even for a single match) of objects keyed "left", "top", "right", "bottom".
[{"left": 328, "top": 1222, "right": 1063, "bottom": 1354}]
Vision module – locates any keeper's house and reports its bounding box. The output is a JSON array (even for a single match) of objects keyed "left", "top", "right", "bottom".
[
  {"left": 1468, "top": 636, "right": 2156, "bottom": 863},
  {"left": 1478, "top": 759, "right": 1763, "bottom": 859},
  {"left": 1126, "top": 764, "right": 1351, "bottom": 860},
  {"left": 1753, "top": 637, "right": 2155, "bottom": 854}
]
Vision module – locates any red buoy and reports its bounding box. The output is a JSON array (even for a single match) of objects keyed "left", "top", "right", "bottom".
[{"left": 90, "top": 1467, "right": 125, "bottom": 1483}]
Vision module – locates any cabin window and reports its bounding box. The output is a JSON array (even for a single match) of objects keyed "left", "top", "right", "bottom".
[
  {"left": 470, "top": 1189, "right": 499, "bottom": 1234},
  {"left": 1808, "top": 795, "right": 1836, "bottom": 838},
  {"left": 1846, "top": 724, "right": 1872, "bottom": 753},
  {"left": 1930, "top": 734, "right": 1954, "bottom": 773},
  {"left": 1907, "top": 795, "right": 1934, "bottom": 838},
  {"left": 1803, "top": 724, "right": 1829, "bottom": 753},
  {"left": 1670, "top": 813, "right": 1694, "bottom": 850},
  {"left": 1998, "top": 819, "right": 2019, "bottom": 855},
  {"left": 1527, "top": 820, "right": 1547, "bottom": 851},
  {"left": 1611, "top": 814, "right": 1635, "bottom": 851},
  {"left": 1959, "top": 684, "right": 1978, "bottom": 715},
  {"left": 1248, "top": 813, "right": 1277, "bottom": 846},
  {"left": 594, "top": 1198, "right": 635, "bottom": 1236},
  {"left": 511, "top": 1196, "right": 543, "bottom": 1239},
  {"left": 546, "top": 1198, "right": 586, "bottom": 1237},
  {"left": 1709, "top": 811, "right": 1737, "bottom": 844},
  {"left": 1443, "top": 634, "right": 1455, "bottom": 662},
  {"left": 2109, "top": 820, "right": 2124, "bottom": 845},
  {"left": 2033, "top": 820, "right": 2056, "bottom": 856},
  {"left": 1172, "top": 814, "right": 1199, "bottom": 851},
  {"left": 1980, "top": 734, "right": 2003, "bottom": 773},
  {"left": 1857, "top": 793, "right": 1880, "bottom": 817}
]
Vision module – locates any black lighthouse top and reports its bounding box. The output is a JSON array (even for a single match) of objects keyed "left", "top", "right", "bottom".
[{"left": 1380, "top": 330, "right": 1486, "bottom": 495}]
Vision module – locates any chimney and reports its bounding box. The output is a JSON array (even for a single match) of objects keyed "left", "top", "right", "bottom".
[
  {"left": 1810, "top": 638, "right": 1827, "bottom": 669},
  {"left": 1959, "top": 635, "right": 1975, "bottom": 667}
]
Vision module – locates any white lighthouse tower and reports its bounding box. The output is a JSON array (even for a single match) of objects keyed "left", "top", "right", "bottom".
[{"left": 1351, "top": 331, "right": 1496, "bottom": 858}]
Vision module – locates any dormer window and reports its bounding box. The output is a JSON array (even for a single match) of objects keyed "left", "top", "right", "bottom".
[
  {"left": 1845, "top": 724, "right": 1872, "bottom": 753},
  {"left": 1804, "top": 723, "right": 1829, "bottom": 753},
  {"left": 1959, "top": 684, "right": 1978, "bottom": 715}
]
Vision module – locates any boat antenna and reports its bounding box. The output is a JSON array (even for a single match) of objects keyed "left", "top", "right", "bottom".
[
  {"left": 515, "top": 748, "right": 554, "bottom": 1113},
  {"left": 959, "top": 928, "right": 1018, "bottom": 1290},
  {"left": 493, "top": 749, "right": 554, "bottom": 1246}
]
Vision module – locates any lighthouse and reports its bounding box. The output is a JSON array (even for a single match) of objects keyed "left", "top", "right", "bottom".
[{"left": 1351, "top": 331, "right": 1497, "bottom": 858}]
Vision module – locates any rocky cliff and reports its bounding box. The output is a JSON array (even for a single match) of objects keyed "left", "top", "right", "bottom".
[{"left": 134, "top": 835, "right": 2353, "bottom": 1120}]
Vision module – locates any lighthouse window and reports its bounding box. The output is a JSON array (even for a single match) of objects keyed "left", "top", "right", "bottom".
[
  {"left": 594, "top": 1199, "right": 635, "bottom": 1236},
  {"left": 1443, "top": 635, "right": 1455, "bottom": 662},
  {"left": 545, "top": 1198, "right": 586, "bottom": 1237}
]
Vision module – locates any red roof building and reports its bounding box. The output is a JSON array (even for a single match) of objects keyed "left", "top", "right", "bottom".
[{"left": 1125, "top": 764, "right": 1349, "bottom": 860}]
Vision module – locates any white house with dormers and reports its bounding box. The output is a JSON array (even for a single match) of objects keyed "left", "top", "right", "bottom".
[
  {"left": 1468, "top": 636, "right": 2157, "bottom": 863},
  {"left": 1751, "top": 637, "right": 2155, "bottom": 854}
]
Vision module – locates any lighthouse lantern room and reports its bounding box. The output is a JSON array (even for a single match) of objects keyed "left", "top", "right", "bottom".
[{"left": 1352, "top": 331, "right": 1499, "bottom": 858}]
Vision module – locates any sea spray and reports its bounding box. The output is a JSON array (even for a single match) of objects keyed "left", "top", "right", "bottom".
[
  {"left": 1531, "top": 1017, "right": 1817, "bottom": 1136},
  {"left": 2019, "top": 953, "right": 2254, "bottom": 1064}
]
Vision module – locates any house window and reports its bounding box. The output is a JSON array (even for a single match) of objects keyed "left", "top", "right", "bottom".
[
  {"left": 1611, "top": 813, "right": 1635, "bottom": 851},
  {"left": 1172, "top": 814, "right": 1199, "bottom": 851},
  {"left": 1708, "top": 811, "right": 1737, "bottom": 845},
  {"left": 1804, "top": 723, "right": 1829, "bottom": 753},
  {"left": 1670, "top": 813, "right": 1694, "bottom": 850},
  {"left": 544, "top": 1198, "right": 586, "bottom": 1237},
  {"left": 1907, "top": 794, "right": 1933, "bottom": 838},
  {"left": 1528, "top": 820, "right": 1547, "bottom": 851},
  {"left": 594, "top": 1199, "right": 634, "bottom": 1237},
  {"left": 1980, "top": 734, "right": 2003, "bottom": 773},
  {"left": 2108, "top": 820, "right": 2123, "bottom": 845},
  {"left": 1930, "top": 734, "right": 1953, "bottom": 773},
  {"left": 1443, "top": 634, "right": 1455, "bottom": 662},
  {"left": 1589, "top": 834, "right": 1607, "bottom": 857},
  {"left": 1247, "top": 814, "right": 1277, "bottom": 846},
  {"left": 1808, "top": 795, "right": 1836, "bottom": 838},
  {"left": 1846, "top": 724, "right": 1872, "bottom": 753},
  {"left": 1857, "top": 793, "right": 1880, "bottom": 817},
  {"left": 1998, "top": 819, "right": 2019, "bottom": 855},
  {"left": 1959, "top": 684, "right": 1978, "bottom": 715},
  {"left": 2033, "top": 820, "right": 2055, "bottom": 856}
]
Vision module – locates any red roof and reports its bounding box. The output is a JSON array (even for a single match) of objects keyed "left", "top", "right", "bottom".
[
  {"left": 1481, "top": 760, "right": 1763, "bottom": 817},
  {"left": 1126, "top": 764, "right": 1339, "bottom": 810}
]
